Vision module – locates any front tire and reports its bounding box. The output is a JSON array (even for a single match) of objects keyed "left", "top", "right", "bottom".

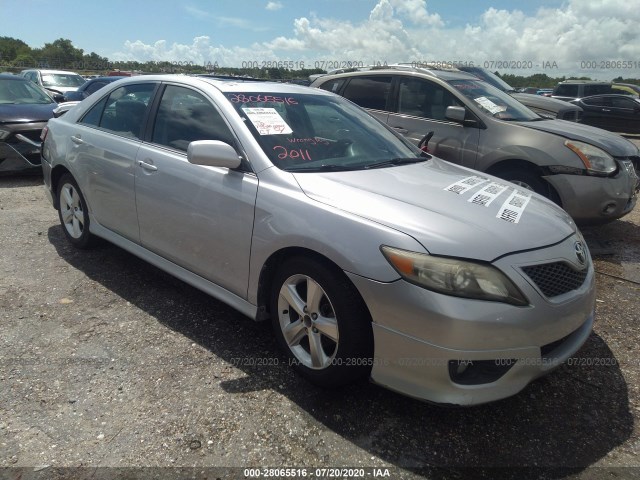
[
  {"left": 57, "top": 174, "right": 94, "bottom": 248},
  {"left": 270, "top": 257, "right": 373, "bottom": 387}
]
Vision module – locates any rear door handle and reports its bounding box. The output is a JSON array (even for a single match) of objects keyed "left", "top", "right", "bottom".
[
  {"left": 392, "top": 126, "right": 409, "bottom": 134},
  {"left": 602, "top": 108, "right": 611, "bottom": 112},
  {"left": 138, "top": 160, "right": 158, "bottom": 172},
  {"left": 70, "top": 135, "right": 83, "bottom": 145}
]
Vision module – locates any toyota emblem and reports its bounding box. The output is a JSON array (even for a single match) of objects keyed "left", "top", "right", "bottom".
[{"left": 574, "top": 241, "right": 587, "bottom": 265}]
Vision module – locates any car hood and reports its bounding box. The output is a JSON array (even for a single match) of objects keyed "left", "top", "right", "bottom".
[
  {"left": 516, "top": 119, "right": 638, "bottom": 157},
  {"left": 292, "top": 158, "right": 575, "bottom": 261},
  {"left": 511, "top": 93, "right": 580, "bottom": 114},
  {"left": 0, "top": 102, "right": 56, "bottom": 123}
]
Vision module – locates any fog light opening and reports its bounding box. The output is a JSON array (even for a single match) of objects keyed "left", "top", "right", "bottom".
[
  {"left": 448, "top": 359, "right": 516, "bottom": 386},
  {"left": 602, "top": 202, "right": 617, "bottom": 215}
]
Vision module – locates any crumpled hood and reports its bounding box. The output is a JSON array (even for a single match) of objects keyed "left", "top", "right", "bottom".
[
  {"left": 0, "top": 102, "right": 56, "bottom": 123},
  {"left": 517, "top": 119, "right": 639, "bottom": 157},
  {"left": 293, "top": 158, "right": 576, "bottom": 261}
]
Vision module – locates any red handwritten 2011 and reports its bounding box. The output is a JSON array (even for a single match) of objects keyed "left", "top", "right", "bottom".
[
  {"left": 273, "top": 146, "right": 312, "bottom": 161},
  {"left": 230, "top": 94, "right": 298, "bottom": 105}
]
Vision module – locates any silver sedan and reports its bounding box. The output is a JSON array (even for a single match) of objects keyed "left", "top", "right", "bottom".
[{"left": 41, "top": 75, "right": 595, "bottom": 405}]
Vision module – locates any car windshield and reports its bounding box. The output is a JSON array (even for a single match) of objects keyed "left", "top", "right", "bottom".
[
  {"left": 41, "top": 73, "right": 85, "bottom": 88},
  {"left": 0, "top": 79, "right": 53, "bottom": 105},
  {"left": 225, "top": 92, "right": 423, "bottom": 171},
  {"left": 448, "top": 79, "right": 541, "bottom": 121}
]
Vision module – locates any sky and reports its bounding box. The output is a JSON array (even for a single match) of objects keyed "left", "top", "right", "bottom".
[{"left": 2, "top": 0, "right": 640, "bottom": 79}]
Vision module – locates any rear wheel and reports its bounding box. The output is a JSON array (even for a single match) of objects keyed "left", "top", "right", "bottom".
[
  {"left": 57, "top": 174, "right": 94, "bottom": 248},
  {"left": 270, "top": 257, "right": 373, "bottom": 387}
]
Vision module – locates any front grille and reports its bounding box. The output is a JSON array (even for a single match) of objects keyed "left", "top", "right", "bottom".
[{"left": 522, "top": 262, "right": 588, "bottom": 298}]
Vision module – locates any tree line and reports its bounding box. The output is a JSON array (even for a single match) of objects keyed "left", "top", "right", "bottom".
[{"left": 2, "top": 36, "right": 639, "bottom": 86}]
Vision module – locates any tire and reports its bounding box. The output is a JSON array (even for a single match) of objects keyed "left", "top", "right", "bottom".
[
  {"left": 498, "top": 168, "right": 550, "bottom": 198},
  {"left": 270, "top": 256, "right": 374, "bottom": 388},
  {"left": 57, "top": 174, "right": 94, "bottom": 248}
]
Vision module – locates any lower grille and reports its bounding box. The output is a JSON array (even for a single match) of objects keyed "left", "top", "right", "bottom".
[{"left": 522, "top": 262, "right": 588, "bottom": 298}]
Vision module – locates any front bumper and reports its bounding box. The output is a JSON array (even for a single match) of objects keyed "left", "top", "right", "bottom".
[
  {"left": 0, "top": 123, "right": 46, "bottom": 175},
  {"left": 544, "top": 159, "right": 638, "bottom": 224},
  {"left": 347, "top": 235, "right": 596, "bottom": 405},
  {"left": 0, "top": 140, "right": 42, "bottom": 174}
]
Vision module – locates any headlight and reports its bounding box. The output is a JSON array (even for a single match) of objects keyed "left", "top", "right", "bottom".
[
  {"left": 381, "top": 246, "right": 528, "bottom": 306},
  {"left": 0, "top": 129, "right": 10, "bottom": 140},
  {"left": 565, "top": 140, "right": 616, "bottom": 175}
]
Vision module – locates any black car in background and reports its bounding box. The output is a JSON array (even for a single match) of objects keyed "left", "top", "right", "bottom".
[
  {"left": 63, "top": 76, "right": 127, "bottom": 101},
  {"left": 570, "top": 94, "right": 640, "bottom": 134},
  {"left": 0, "top": 74, "right": 58, "bottom": 174}
]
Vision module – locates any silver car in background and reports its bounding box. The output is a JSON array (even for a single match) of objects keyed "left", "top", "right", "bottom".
[{"left": 41, "top": 75, "right": 595, "bottom": 405}]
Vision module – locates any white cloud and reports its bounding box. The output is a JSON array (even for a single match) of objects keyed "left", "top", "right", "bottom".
[
  {"left": 112, "top": 0, "right": 640, "bottom": 78},
  {"left": 266, "top": 1, "right": 283, "bottom": 11}
]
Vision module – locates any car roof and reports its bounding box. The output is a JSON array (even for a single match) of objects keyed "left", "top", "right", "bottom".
[
  {"left": 313, "top": 65, "right": 478, "bottom": 82},
  {"left": 112, "top": 74, "right": 335, "bottom": 96},
  {"left": 26, "top": 69, "right": 83, "bottom": 75}
]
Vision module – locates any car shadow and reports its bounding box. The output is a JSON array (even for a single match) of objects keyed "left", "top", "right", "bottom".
[{"left": 48, "top": 226, "right": 633, "bottom": 479}]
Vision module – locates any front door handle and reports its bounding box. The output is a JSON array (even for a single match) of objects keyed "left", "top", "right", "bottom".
[
  {"left": 138, "top": 160, "right": 158, "bottom": 172},
  {"left": 392, "top": 126, "right": 409, "bottom": 134},
  {"left": 602, "top": 108, "right": 611, "bottom": 112},
  {"left": 70, "top": 135, "right": 83, "bottom": 145}
]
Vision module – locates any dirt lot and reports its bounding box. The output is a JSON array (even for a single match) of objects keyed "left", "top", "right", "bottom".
[{"left": 1, "top": 169, "right": 639, "bottom": 479}]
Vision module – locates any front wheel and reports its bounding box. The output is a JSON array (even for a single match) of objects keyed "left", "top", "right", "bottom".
[
  {"left": 270, "top": 257, "right": 373, "bottom": 387},
  {"left": 57, "top": 174, "right": 94, "bottom": 248},
  {"left": 498, "top": 169, "right": 551, "bottom": 199}
]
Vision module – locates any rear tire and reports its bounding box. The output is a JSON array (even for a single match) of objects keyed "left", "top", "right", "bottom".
[
  {"left": 57, "top": 174, "right": 94, "bottom": 249},
  {"left": 270, "top": 256, "right": 373, "bottom": 388}
]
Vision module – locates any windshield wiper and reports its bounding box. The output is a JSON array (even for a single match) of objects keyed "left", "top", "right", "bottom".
[
  {"left": 364, "top": 157, "right": 427, "bottom": 169},
  {"left": 285, "top": 164, "right": 361, "bottom": 172}
]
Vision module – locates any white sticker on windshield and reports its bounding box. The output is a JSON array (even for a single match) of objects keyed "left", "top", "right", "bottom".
[
  {"left": 474, "top": 96, "right": 506, "bottom": 114},
  {"left": 444, "top": 175, "right": 490, "bottom": 195},
  {"left": 468, "top": 182, "right": 510, "bottom": 207},
  {"left": 496, "top": 190, "right": 532, "bottom": 223},
  {"left": 242, "top": 107, "right": 293, "bottom": 135}
]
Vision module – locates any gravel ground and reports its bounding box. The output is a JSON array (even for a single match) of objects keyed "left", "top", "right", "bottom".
[{"left": 0, "top": 169, "right": 639, "bottom": 480}]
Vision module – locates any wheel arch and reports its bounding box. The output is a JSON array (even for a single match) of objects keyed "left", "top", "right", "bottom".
[
  {"left": 255, "top": 246, "right": 372, "bottom": 323},
  {"left": 50, "top": 165, "right": 73, "bottom": 210},
  {"left": 486, "top": 159, "right": 562, "bottom": 206}
]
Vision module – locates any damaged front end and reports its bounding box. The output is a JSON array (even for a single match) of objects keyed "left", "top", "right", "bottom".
[{"left": 0, "top": 121, "right": 46, "bottom": 174}]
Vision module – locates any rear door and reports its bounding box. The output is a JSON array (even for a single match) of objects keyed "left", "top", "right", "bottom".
[
  {"left": 134, "top": 83, "right": 258, "bottom": 298},
  {"left": 66, "top": 82, "right": 157, "bottom": 242}
]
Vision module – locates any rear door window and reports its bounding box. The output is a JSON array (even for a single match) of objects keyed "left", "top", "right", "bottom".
[
  {"left": 79, "top": 83, "right": 156, "bottom": 139},
  {"left": 341, "top": 76, "right": 392, "bottom": 111}
]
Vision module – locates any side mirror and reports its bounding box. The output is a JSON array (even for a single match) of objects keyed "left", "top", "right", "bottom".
[
  {"left": 53, "top": 93, "right": 66, "bottom": 103},
  {"left": 445, "top": 105, "right": 466, "bottom": 123},
  {"left": 187, "top": 140, "right": 242, "bottom": 169}
]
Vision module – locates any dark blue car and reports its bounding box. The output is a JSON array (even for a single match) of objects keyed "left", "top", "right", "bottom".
[{"left": 63, "top": 76, "right": 127, "bottom": 101}]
